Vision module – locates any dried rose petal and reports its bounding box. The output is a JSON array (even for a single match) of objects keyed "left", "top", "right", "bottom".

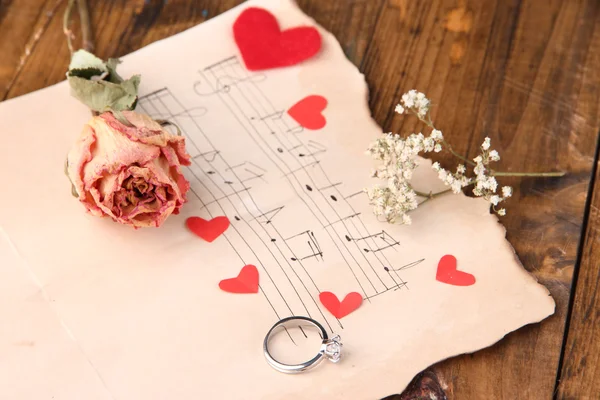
[{"left": 67, "top": 111, "right": 191, "bottom": 228}]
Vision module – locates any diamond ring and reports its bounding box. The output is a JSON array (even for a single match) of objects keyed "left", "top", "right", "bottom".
[{"left": 263, "top": 316, "right": 342, "bottom": 374}]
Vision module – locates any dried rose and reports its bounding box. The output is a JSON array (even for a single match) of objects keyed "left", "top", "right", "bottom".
[{"left": 66, "top": 111, "right": 191, "bottom": 228}]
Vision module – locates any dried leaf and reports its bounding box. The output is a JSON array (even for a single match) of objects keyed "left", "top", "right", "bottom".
[
  {"left": 106, "top": 58, "right": 125, "bottom": 84},
  {"left": 68, "top": 75, "right": 140, "bottom": 113},
  {"left": 68, "top": 50, "right": 107, "bottom": 79},
  {"left": 67, "top": 50, "right": 140, "bottom": 112}
]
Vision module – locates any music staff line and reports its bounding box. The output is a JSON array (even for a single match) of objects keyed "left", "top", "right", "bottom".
[
  {"left": 138, "top": 56, "right": 423, "bottom": 340},
  {"left": 138, "top": 88, "right": 340, "bottom": 334},
  {"left": 239, "top": 59, "right": 413, "bottom": 291},
  {"left": 199, "top": 63, "right": 380, "bottom": 291},
  {"left": 203, "top": 57, "right": 412, "bottom": 291},
  {"left": 199, "top": 65, "right": 381, "bottom": 297},
  {"left": 200, "top": 58, "right": 415, "bottom": 296}
]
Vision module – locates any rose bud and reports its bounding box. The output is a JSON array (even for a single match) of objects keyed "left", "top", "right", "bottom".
[{"left": 66, "top": 111, "right": 192, "bottom": 228}]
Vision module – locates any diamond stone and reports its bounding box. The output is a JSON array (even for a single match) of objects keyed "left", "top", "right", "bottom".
[{"left": 323, "top": 335, "right": 342, "bottom": 363}]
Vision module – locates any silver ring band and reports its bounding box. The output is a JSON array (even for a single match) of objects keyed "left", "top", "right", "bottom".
[{"left": 263, "top": 316, "right": 342, "bottom": 374}]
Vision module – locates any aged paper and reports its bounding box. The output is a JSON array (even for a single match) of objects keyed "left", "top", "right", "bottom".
[{"left": 0, "top": 0, "right": 554, "bottom": 398}]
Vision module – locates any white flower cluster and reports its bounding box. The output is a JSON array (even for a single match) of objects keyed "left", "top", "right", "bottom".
[
  {"left": 365, "top": 128, "right": 444, "bottom": 224},
  {"left": 367, "top": 90, "right": 514, "bottom": 224},
  {"left": 432, "top": 162, "right": 470, "bottom": 194},
  {"left": 395, "top": 89, "right": 430, "bottom": 118},
  {"left": 430, "top": 136, "right": 512, "bottom": 215},
  {"left": 472, "top": 137, "right": 511, "bottom": 215}
]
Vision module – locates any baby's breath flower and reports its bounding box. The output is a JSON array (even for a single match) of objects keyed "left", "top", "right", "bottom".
[
  {"left": 438, "top": 168, "right": 448, "bottom": 181},
  {"left": 401, "top": 92, "right": 415, "bottom": 108},
  {"left": 431, "top": 129, "right": 443, "bottom": 141},
  {"left": 367, "top": 90, "right": 529, "bottom": 223},
  {"left": 474, "top": 162, "right": 485, "bottom": 176},
  {"left": 365, "top": 130, "right": 426, "bottom": 223},
  {"left": 482, "top": 137, "right": 491, "bottom": 150},
  {"left": 423, "top": 137, "right": 435, "bottom": 152},
  {"left": 451, "top": 180, "right": 462, "bottom": 194},
  {"left": 487, "top": 176, "right": 498, "bottom": 192},
  {"left": 400, "top": 90, "right": 430, "bottom": 119}
]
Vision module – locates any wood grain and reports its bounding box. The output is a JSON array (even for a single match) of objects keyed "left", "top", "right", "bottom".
[
  {"left": 556, "top": 155, "right": 600, "bottom": 397},
  {"left": 0, "top": 0, "right": 599, "bottom": 398},
  {"left": 362, "top": 0, "right": 600, "bottom": 398},
  {"left": 0, "top": 0, "right": 385, "bottom": 99}
]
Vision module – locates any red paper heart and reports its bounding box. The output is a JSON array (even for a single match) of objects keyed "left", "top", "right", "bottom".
[
  {"left": 287, "top": 95, "right": 328, "bottom": 130},
  {"left": 219, "top": 265, "right": 259, "bottom": 294},
  {"left": 186, "top": 216, "right": 230, "bottom": 243},
  {"left": 436, "top": 254, "right": 476, "bottom": 286},
  {"left": 319, "top": 291, "right": 363, "bottom": 319},
  {"left": 233, "top": 7, "right": 322, "bottom": 71}
]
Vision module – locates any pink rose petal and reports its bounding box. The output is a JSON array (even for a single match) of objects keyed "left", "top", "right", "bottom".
[{"left": 66, "top": 111, "right": 191, "bottom": 228}]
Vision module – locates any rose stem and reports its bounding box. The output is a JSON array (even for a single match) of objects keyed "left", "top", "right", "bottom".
[
  {"left": 62, "top": 0, "right": 76, "bottom": 55},
  {"left": 63, "top": 0, "right": 97, "bottom": 116},
  {"left": 63, "top": 0, "right": 95, "bottom": 55},
  {"left": 76, "top": 0, "right": 94, "bottom": 52}
]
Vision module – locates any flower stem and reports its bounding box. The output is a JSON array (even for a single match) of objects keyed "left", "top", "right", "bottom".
[
  {"left": 414, "top": 188, "right": 453, "bottom": 199},
  {"left": 63, "top": 0, "right": 94, "bottom": 55},
  {"left": 412, "top": 110, "right": 476, "bottom": 167},
  {"left": 76, "top": 0, "right": 94, "bottom": 52},
  {"left": 490, "top": 171, "right": 566, "bottom": 177},
  {"left": 441, "top": 139, "right": 476, "bottom": 166},
  {"left": 63, "top": 0, "right": 76, "bottom": 56}
]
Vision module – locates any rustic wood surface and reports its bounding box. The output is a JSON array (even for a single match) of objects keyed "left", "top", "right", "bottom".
[{"left": 1, "top": 0, "right": 599, "bottom": 398}]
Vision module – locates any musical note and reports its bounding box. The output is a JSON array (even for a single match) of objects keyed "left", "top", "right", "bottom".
[
  {"left": 298, "top": 140, "right": 327, "bottom": 158},
  {"left": 323, "top": 213, "right": 361, "bottom": 228},
  {"left": 260, "top": 110, "right": 284, "bottom": 120},
  {"left": 135, "top": 56, "right": 421, "bottom": 336},
  {"left": 285, "top": 230, "right": 324, "bottom": 261},
  {"left": 194, "top": 66, "right": 267, "bottom": 96},
  {"left": 193, "top": 150, "right": 220, "bottom": 162},
  {"left": 225, "top": 161, "right": 268, "bottom": 184},
  {"left": 282, "top": 161, "right": 320, "bottom": 177},
  {"left": 345, "top": 230, "right": 401, "bottom": 253},
  {"left": 386, "top": 259, "right": 424, "bottom": 272},
  {"left": 253, "top": 206, "right": 285, "bottom": 224}
]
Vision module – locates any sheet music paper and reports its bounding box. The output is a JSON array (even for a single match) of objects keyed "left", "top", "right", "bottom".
[{"left": 0, "top": 0, "right": 554, "bottom": 398}]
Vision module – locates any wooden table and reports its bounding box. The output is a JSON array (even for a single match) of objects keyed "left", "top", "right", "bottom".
[{"left": 1, "top": 0, "right": 599, "bottom": 398}]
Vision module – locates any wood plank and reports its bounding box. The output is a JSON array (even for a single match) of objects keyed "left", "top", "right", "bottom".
[
  {"left": 365, "top": 0, "right": 600, "bottom": 398},
  {"left": 0, "top": 0, "right": 384, "bottom": 100},
  {"left": 0, "top": 0, "right": 63, "bottom": 99},
  {"left": 556, "top": 134, "right": 600, "bottom": 393}
]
